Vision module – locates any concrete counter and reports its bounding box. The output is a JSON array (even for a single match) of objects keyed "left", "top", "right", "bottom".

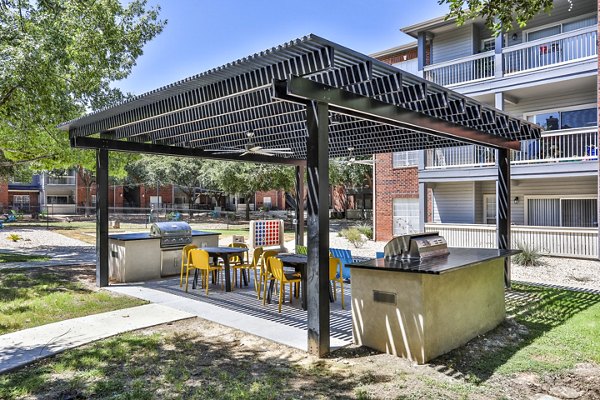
[
  {"left": 108, "top": 231, "right": 220, "bottom": 283},
  {"left": 347, "top": 248, "right": 516, "bottom": 364}
]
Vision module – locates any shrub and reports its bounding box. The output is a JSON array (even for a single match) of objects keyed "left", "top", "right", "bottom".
[
  {"left": 341, "top": 227, "right": 366, "bottom": 248},
  {"left": 356, "top": 224, "right": 373, "bottom": 240},
  {"left": 7, "top": 234, "right": 22, "bottom": 242},
  {"left": 513, "top": 242, "right": 542, "bottom": 266}
]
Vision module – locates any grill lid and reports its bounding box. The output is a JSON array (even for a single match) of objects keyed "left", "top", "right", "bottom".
[
  {"left": 384, "top": 232, "right": 449, "bottom": 260},
  {"left": 150, "top": 221, "right": 192, "bottom": 237}
]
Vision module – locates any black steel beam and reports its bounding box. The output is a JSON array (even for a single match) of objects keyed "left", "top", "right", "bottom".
[
  {"left": 306, "top": 101, "right": 330, "bottom": 357},
  {"left": 96, "top": 149, "right": 109, "bottom": 287},
  {"left": 273, "top": 76, "right": 522, "bottom": 151},
  {"left": 295, "top": 165, "right": 305, "bottom": 247},
  {"left": 71, "top": 136, "right": 305, "bottom": 166},
  {"left": 496, "top": 148, "right": 512, "bottom": 288}
]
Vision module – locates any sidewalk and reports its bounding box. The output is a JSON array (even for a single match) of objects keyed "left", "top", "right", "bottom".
[{"left": 0, "top": 304, "right": 194, "bottom": 374}]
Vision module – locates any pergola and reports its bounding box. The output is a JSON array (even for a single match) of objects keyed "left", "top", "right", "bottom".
[{"left": 60, "top": 34, "right": 541, "bottom": 357}]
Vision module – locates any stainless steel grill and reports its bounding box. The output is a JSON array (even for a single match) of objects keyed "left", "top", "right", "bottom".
[
  {"left": 384, "top": 232, "right": 449, "bottom": 261},
  {"left": 150, "top": 221, "right": 192, "bottom": 248}
]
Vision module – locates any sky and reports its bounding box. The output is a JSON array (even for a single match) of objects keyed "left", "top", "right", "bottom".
[{"left": 116, "top": 0, "right": 447, "bottom": 95}]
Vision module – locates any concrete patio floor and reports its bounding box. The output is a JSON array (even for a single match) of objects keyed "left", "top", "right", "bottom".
[{"left": 107, "top": 274, "right": 353, "bottom": 352}]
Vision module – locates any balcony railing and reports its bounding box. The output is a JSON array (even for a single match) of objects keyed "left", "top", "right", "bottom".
[
  {"left": 423, "top": 51, "right": 494, "bottom": 86},
  {"left": 425, "top": 128, "right": 598, "bottom": 169},
  {"left": 503, "top": 26, "right": 597, "bottom": 75},
  {"left": 47, "top": 176, "right": 76, "bottom": 185},
  {"left": 423, "top": 25, "right": 597, "bottom": 86}
]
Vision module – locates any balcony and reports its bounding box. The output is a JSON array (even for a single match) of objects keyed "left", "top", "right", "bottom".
[
  {"left": 424, "top": 128, "right": 598, "bottom": 169},
  {"left": 423, "top": 25, "right": 596, "bottom": 87},
  {"left": 46, "top": 176, "right": 76, "bottom": 185}
]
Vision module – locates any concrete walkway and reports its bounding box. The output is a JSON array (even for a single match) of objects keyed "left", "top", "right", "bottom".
[{"left": 0, "top": 304, "right": 194, "bottom": 374}]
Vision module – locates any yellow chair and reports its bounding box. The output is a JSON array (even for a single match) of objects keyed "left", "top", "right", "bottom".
[
  {"left": 187, "top": 248, "right": 223, "bottom": 295},
  {"left": 268, "top": 257, "right": 301, "bottom": 313},
  {"left": 260, "top": 249, "right": 280, "bottom": 302},
  {"left": 329, "top": 257, "right": 345, "bottom": 309},
  {"left": 179, "top": 244, "right": 198, "bottom": 288},
  {"left": 228, "top": 243, "right": 249, "bottom": 287}
]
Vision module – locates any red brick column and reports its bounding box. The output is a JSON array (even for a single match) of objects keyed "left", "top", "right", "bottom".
[{"left": 374, "top": 153, "right": 419, "bottom": 241}]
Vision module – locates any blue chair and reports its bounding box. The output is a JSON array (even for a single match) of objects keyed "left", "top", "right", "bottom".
[{"left": 329, "top": 248, "right": 353, "bottom": 280}]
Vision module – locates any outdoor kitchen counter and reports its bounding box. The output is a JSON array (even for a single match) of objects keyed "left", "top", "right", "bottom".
[
  {"left": 347, "top": 248, "right": 516, "bottom": 364},
  {"left": 346, "top": 248, "right": 518, "bottom": 274},
  {"left": 108, "top": 231, "right": 220, "bottom": 283}
]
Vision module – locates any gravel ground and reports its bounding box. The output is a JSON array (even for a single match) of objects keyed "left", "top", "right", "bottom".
[{"left": 0, "top": 228, "right": 95, "bottom": 267}]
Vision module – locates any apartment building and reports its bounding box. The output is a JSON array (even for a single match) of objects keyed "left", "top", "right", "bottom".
[{"left": 373, "top": 0, "right": 598, "bottom": 258}]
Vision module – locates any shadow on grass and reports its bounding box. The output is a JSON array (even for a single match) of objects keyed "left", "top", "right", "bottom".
[
  {"left": 0, "top": 267, "right": 93, "bottom": 303},
  {"left": 430, "top": 283, "right": 600, "bottom": 383},
  {"left": 0, "top": 331, "right": 362, "bottom": 400}
]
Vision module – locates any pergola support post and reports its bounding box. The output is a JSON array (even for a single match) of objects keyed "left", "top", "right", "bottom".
[
  {"left": 295, "top": 165, "right": 305, "bottom": 247},
  {"left": 496, "top": 148, "right": 511, "bottom": 288},
  {"left": 96, "top": 148, "right": 109, "bottom": 287},
  {"left": 306, "top": 101, "right": 330, "bottom": 357}
]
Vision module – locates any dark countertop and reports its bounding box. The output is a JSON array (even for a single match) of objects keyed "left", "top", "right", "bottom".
[
  {"left": 109, "top": 230, "right": 220, "bottom": 241},
  {"left": 347, "top": 248, "right": 519, "bottom": 275}
]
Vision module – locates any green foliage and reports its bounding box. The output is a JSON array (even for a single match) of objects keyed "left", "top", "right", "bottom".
[
  {"left": 356, "top": 224, "right": 373, "bottom": 240},
  {"left": 6, "top": 234, "right": 21, "bottom": 242},
  {"left": 202, "top": 161, "right": 294, "bottom": 220},
  {"left": 439, "top": 0, "right": 554, "bottom": 35},
  {"left": 340, "top": 228, "right": 366, "bottom": 248},
  {"left": 0, "top": 0, "right": 165, "bottom": 169},
  {"left": 513, "top": 242, "right": 543, "bottom": 266},
  {"left": 0, "top": 252, "right": 49, "bottom": 263}
]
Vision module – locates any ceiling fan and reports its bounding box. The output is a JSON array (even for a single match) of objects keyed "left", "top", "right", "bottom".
[
  {"left": 209, "top": 130, "right": 293, "bottom": 157},
  {"left": 335, "top": 147, "right": 375, "bottom": 166}
]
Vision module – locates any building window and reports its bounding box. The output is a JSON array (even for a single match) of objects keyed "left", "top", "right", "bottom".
[
  {"left": 526, "top": 15, "right": 596, "bottom": 41},
  {"left": 526, "top": 107, "right": 596, "bottom": 131},
  {"left": 483, "top": 195, "right": 496, "bottom": 224},
  {"left": 13, "top": 195, "right": 31, "bottom": 210},
  {"left": 392, "top": 198, "right": 419, "bottom": 236},
  {"left": 392, "top": 151, "right": 419, "bottom": 168},
  {"left": 47, "top": 195, "right": 70, "bottom": 204},
  {"left": 527, "top": 197, "right": 597, "bottom": 227},
  {"left": 481, "top": 38, "right": 496, "bottom": 52}
]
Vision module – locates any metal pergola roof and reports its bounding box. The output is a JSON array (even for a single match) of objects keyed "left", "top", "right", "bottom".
[
  {"left": 65, "top": 34, "right": 537, "bottom": 358},
  {"left": 61, "top": 34, "right": 541, "bottom": 162}
]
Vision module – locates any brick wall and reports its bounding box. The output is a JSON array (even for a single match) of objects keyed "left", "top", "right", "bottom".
[
  {"left": 255, "top": 190, "right": 286, "bottom": 210},
  {"left": 109, "top": 186, "right": 124, "bottom": 208},
  {"left": 375, "top": 45, "right": 430, "bottom": 66},
  {"left": 0, "top": 179, "right": 8, "bottom": 208},
  {"left": 140, "top": 184, "right": 173, "bottom": 207},
  {"left": 374, "top": 153, "right": 419, "bottom": 241}
]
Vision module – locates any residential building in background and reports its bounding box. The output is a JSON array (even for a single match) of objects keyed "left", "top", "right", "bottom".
[{"left": 373, "top": 0, "right": 598, "bottom": 258}]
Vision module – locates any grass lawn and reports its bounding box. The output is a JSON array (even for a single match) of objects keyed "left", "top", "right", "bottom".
[
  {"left": 0, "top": 253, "right": 50, "bottom": 263},
  {"left": 1, "top": 284, "right": 598, "bottom": 399},
  {"left": 0, "top": 266, "right": 146, "bottom": 335}
]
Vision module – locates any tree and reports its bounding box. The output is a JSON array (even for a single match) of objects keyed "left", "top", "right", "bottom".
[
  {"left": 439, "top": 0, "right": 554, "bottom": 35},
  {"left": 329, "top": 161, "right": 373, "bottom": 218},
  {"left": 0, "top": 0, "right": 165, "bottom": 168},
  {"left": 131, "top": 156, "right": 209, "bottom": 216},
  {"left": 203, "top": 161, "right": 294, "bottom": 221}
]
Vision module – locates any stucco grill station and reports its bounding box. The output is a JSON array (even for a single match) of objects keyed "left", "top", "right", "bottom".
[
  {"left": 108, "top": 222, "right": 219, "bottom": 283},
  {"left": 348, "top": 232, "right": 517, "bottom": 364}
]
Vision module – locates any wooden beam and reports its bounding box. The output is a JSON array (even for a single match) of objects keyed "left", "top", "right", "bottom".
[
  {"left": 274, "top": 76, "right": 522, "bottom": 151},
  {"left": 96, "top": 148, "right": 109, "bottom": 287},
  {"left": 306, "top": 101, "right": 330, "bottom": 357},
  {"left": 496, "top": 148, "right": 512, "bottom": 288}
]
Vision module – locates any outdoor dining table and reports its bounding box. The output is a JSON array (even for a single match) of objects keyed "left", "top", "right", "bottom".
[
  {"left": 192, "top": 246, "right": 249, "bottom": 292},
  {"left": 270, "top": 254, "right": 335, "bottom": 310}
]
